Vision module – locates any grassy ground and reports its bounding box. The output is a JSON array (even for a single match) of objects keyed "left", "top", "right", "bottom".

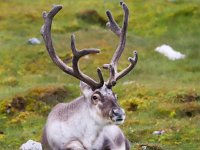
[{"left": 0, "top": 0, "right": 200, "bottom": 149}]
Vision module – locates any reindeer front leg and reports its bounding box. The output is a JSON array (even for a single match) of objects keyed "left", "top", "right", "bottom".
[
  {"left": 65, "top": 141, "right": 86, "bottom": 150},
  {"left": 93, "top": 125, "right": 130, "bottom": 150}
]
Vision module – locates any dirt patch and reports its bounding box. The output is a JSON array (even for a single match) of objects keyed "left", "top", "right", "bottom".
[
  {"left": 156, "top": 100, "right": 200, "bottom": 118},
  {"left": 176, "top": 92, "right": 200, "bottom": 103},
  {"left": 11, "top": 96, "right": 26, "bottom": 111},
  {"left": 171, "top": 5, "right": 198, "bottom": 18},
  {"left": 27, "top": 87, "right": 69, "bottom": 105},
  {"left": 77, "top": 9, "right": 107, "bottom": 26},
  {"left": 127, "top": 103, "right": 138, "bottom": 111},
  {"left": 0, "top": 86, "right": 69, "bottom": 115},
  {"left": 177, "top": 103, "right": 200, "bottom": 118}
]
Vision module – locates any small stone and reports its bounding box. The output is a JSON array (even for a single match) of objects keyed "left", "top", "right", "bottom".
[
  {"left": 152, "top": 130, "right": 165, "bottom": 135},
  {"left": 28, "top": 38, "right": 41, "bottom": 45},
  {"left": 141, "top": 145, "right": 147, "bottom": 150}
]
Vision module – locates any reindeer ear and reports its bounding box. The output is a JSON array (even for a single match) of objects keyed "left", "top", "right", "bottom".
[{"left": 80, "top": 81, "right": 93, "bottom": 98}]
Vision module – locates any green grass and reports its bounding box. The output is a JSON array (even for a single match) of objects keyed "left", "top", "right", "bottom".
[{"left": 0, "top": 0, "right": 200, "bottom": 149}]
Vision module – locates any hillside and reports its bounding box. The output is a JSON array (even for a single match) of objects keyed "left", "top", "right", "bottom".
[{"left": 0, "top": 0, "right": 200, "bottom": 149}]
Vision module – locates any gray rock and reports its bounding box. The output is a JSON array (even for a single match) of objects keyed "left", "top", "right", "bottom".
[
  {"left": 28, "top": 38, "right": 41, "bottom": 45},
  {"left": 20, "top": 140, "right": 42, "bottom": 150},
  {"left": 152, "top": 130, "right": 165, "bottom": 135},
  {"left": 155, "top": 44, "right": 186, "bottom": 60}
]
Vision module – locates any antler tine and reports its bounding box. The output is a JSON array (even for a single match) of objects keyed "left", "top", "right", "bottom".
[
  {"left": 104, "top": 2, "right": 138, "bottom": 88},
  {"left": 41, "top": 5, "right": 74, "bottom": 76},
  {"left": 106, "top": 11, "right": 121, "bottom": 37},
  {"left": 71, "top": 34, "right": 104, "bottom": 90},
  {"left": 116, "top": 51, "right": 138, "bottom": 81},
  {"left": 106, "top": 2, "right": 129, "bottom": 69},
  {"left": 41, "top": 5, "right": 104, "bottom": 90}
]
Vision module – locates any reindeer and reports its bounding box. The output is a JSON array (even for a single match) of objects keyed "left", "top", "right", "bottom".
[{"left": 41, "top": 2, "right": 138, "bottom": 150}]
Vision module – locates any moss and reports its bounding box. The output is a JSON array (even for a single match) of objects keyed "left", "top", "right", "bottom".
[
  {"left": 121, "top": 97, "right": 151, "bottom": 111},
  {"left": 0, "top": 134, "right": 6, "bottom": 142},
  {"left": 0, "top": 100, "right": 11, "bottom": 114},
  {"left": 25, "top": 97, "right": 51, "bottom": 115},
  {"left": 135, "top": 143, "right": 163, "bottom": 150},
  {"left": 0, "top": 76, "right": 18, "bottom": 87},
  {"left": 9, "top": 111, "right": 32, "bottom": 124},
  {"left": 155, "top": 103, "right": 173, "bottom": 118}
]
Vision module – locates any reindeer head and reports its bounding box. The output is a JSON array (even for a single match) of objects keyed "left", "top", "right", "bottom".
[
  {"left": 80, "top": 81, "right": 125, "bottom": 125},
  {"left": 41, "top": 2, "right": 138, "bottom": 125}
]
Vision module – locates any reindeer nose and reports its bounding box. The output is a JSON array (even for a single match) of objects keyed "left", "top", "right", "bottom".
[
  {"left": 112, "top": 108, "right": 124, "bottom": 117},
  {"left": 111, "top": 108, "right": 125, "bottom": 125}
]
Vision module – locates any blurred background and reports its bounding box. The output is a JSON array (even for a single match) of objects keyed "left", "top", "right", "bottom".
[{"left": 0, "top": 0, "right": 199, "bottom": 149}]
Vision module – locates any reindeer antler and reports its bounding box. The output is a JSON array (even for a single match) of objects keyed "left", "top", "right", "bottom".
[
  {"left": 41, "top": 3, "right": 138, "bottom": 90},
  {"left": 103, "top": 2, "right": 138, "bottom": 88},
  {"left": 41, "top": 5, "right": 104, "bottom": 90}
]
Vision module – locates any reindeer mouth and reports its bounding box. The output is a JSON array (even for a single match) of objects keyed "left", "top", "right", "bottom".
[
  {"left": 116, "top": 118, "right": 123, "bottom": 122},
  {"left": 110, "top": 114, "right": 125, "bottom": 125},
  {"left": 114, "top": 116, "right": 125, "bottom": 125}
]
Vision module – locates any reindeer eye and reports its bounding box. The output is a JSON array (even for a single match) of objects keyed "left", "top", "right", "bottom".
[
  {"left": 92, "top": 94, "right": 100, "bottom": 101},
  {"left": 93, "top": 95, "right": 98, "bottom": 100},
  {"left": 91, "top": 93, "right": 100, "bottom": 105}
]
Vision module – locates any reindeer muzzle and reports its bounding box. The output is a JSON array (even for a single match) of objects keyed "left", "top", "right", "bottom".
[{"left": 110, "top": 108, "right": 125, "bottom": 125}]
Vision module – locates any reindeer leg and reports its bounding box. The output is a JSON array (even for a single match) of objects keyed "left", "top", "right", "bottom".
[
  {"left": 65, "top": 141, "right": 86, "bottom": 150},
  {"left": 41, "top": 126, "right": 53, "bottom": 150},
  {"left": 93, "top": 125, "right": 129, "bottom": 150},
  {"left": 101, "top": 138, "right": 112, "bottom": 150},
  {"left": 125, "top": 138, "right": 130, "bottom": 150}
]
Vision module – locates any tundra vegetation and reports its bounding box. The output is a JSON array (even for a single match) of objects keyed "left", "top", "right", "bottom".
[{"left": 0, "top": 0, "right": 200, "bottom": 150}]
